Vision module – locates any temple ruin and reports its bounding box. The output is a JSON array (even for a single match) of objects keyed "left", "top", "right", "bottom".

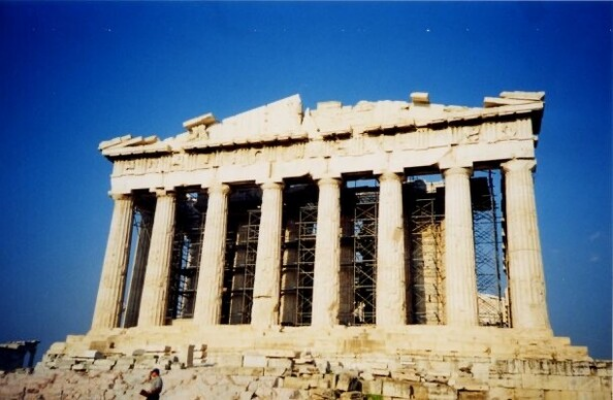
[{"left": 22, "top": 91, "right": 610, "bottom": 399}]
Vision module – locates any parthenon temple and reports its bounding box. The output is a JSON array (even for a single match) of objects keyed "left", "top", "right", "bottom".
[{"left": 30, "top": 91, "right": 610, "bottom": 399}]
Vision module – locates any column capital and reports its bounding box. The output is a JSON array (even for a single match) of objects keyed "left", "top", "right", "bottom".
[
  {"left": 317, "top": 176, "right": 342, "bottom": 188},
  {"left": 260, "top": 181, "right": 284, "bottom": 191},
  {"left": 207, "top": 183, "right": 231, "bottom": 196},
  {"left": 443, "top": 166, "right": 473, "bottom": 178},
  {"left": 150, "top": 188, "right": 175, "bottom": 197},
  {"left": 378, "top": 171, "right": 404, "bottom": 183},
  {"left": 501, "top": 158, "right": 536, "bottom": 173},
  {"left": 108, "top": 192, "right": 132, "bottom": 201}
]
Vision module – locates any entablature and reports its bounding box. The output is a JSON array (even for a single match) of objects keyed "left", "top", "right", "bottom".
[{"left": 101, "top": 91, "right": 544, "bottom": 193}]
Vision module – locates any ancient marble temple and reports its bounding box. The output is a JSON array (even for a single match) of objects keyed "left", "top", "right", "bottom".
[
  {"left": 92, "top": 91, "right": 548, "bottom": 333},
  {"left": 37, "top": 91, "right": 610, "bottom": 399}
]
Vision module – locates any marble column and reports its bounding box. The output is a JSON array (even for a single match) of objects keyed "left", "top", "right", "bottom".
[
  {"left": 311, "top": 177, "right": 342, "bottom": 328},
  {"left": 443, "top": 167, "right": 479, "bottom": 326},
  {"left": 502, "top": 159, "right": 551, "bottom": 330},
  {"left": 137, "top": 190, "right": 177, "bottom": 327},
  {"left": 251, "top": 182, "right": 284, "bottom": 328},
  {"left": 91, "top": 194, "right": 134, "bottom": 330},
  {"left": 193, "top": 183, "right": 231, "bottom": 326},
  {"left": 376, "top": 172, "right": 407, "bottom": 326},
  {"left": 123, "top": 210, "right": 153, "bottom": 328}
]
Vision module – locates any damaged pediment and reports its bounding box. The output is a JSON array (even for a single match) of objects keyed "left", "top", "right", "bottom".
[
  {"left": 99, "top": 90, "right": 545, "bottom": 159},
  {"left": 99, "top": 135, "right": 171, "bottom": 158}
]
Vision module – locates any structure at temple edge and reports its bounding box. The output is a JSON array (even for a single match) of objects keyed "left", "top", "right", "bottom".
[{"left": 12, "top": 92, "right": 609, "bottom": 399}]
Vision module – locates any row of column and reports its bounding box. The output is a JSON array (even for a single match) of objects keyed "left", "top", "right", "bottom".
[{"left": 91, "top": 159, "right": 551, "bottom": 331}]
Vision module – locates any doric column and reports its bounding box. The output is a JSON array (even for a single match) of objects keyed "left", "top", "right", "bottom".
[
  {"left": 502, "top": 159, "right": 551, "bottom": 331},
  {"left": 443, "top": 167, "right": 479, "bottom": 326},
  {"left": 137, "top": 190, "right": 177, "bottom": 327},
  {"left": 376, "top": 172, "right": 407, "bottom": 326},
  {"left": 251, "top": 182, "right": 284, "bottom": 328},
  {"left": 123, "top": 209, "right": 153, "bottom": 328},
  {"left": 193, "top": 183, "right": 231, "bottom": 326},
  {"left": 91, "top": 194, "right": 134, "bottom": 330},
  {"left": 311, "top": 177, "right": 342, "bottom": 328}
]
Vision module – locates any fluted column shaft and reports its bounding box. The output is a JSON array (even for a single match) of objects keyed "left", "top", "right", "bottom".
[
  {"left": 137, "top": 191, "right": 176, "bottom": 327},
  {"left": 502, "top": 159, "right": 551, "bottom": 330},
  {"left": 193, "top": 184, "right": 231, "bottom": 325},
  {"left": 311, "top": 177, "right": 342, "bottom": 327},
  {"left": 376, "top": 172, "right": 407, "bottom": 326},
  {"left": 251, "top": 182, "right": 284, "bottom": 328},
  {"left": 443, "top": 167, "right": 479, "bottom": 326},
  {"left": 91, "top": 194, "right": 134, "bottom": 330},
  {"left": 123, "top": 210, "right": 153, "bottom": 328}
]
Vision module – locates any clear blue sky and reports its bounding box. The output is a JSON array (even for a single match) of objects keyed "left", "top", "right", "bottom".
[{"left": 1, "top": 2, "right": 611, "bottom": 360}]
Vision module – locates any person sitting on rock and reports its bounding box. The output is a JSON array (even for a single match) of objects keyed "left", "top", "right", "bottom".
[{"left": 140, "top": 368, "right": 163, "bottom": 399}]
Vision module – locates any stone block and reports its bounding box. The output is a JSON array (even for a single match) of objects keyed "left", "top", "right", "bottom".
[
  {"left": 239, "top": 390, "right": 255, "bottom": 400},
  {"left": 514, "top": 388, "right": 545, "bottom": 399},
  {"left": 361, "top": 379, "right": 383, "bottom": 395},
  {"left": 315, "top": 359, "right": 330, "bottom": 373},
  {"left": 457, "top": 391, "right": 487, "bottom": 400},
  {"left": 58, "top": 359, "right": 77, "bottom": 369},
  {"left": 230, "top": 375, "right": 255, "bottom": 387},
  {"left": 94, "top": 359, "right": 116, "bottom": 367},
  {"left": 259, "top": 376, "right": 281, "bottom": 388},
  {"left": 207, "top": 353, "right": 244, "bottom": 366},
  {"left": 268, "top": 358, "right": 293, "bottom": 369},
  {"left": 544, "top": 390, "right": 578, "bottom": 400},
  {"left": 264, "top": 367, "right": 288, "bottom": 376},
  {"left": 243, "top": 354, "right": 268, "bottom": 368},
  {"left": 255, "top": 386, "right": 274, "bottom": 399},
  {"left": 310, "top": 388, "right": 336, "bottom": 399},
  {"left": 283, "top": 376, "right": 310, "bottom": 390},
  {"left": 260, "top": 349, "right": 299, "bottom": 359},
  {"left": 370, "top": 368, "right": 390, "bottom": 377},
  {"left": 382, "top": 380, "right": 427, "bottom": 399},
  {"left": 339, "top": 391, "right": 363, "bottom": 399},
  {"left": 72, "top": 363, "right": 87, "bottom": 372},
  {"left": 78, "top": 350, "right": 104, "bottom": 359},
  {"left": 144, "top": 345, "right": 170, "bottom": 354},
  {"left": 297, "top": 365, "right": 320, "bottom": 375},
  {"left": 487, "top": 387, "right": 514, "bottom": 400},
  {"left": 273, "top": 387, "right": 301, "bottom": 399},
  {"left": 391, "top": 370, "right": 421, "bottom": 382},
  {"left": 449, "top": 377, "right": 488, "bottom": 392},
  {"left": 214, "top": 366, "right": 264, "bottom": 377},
  {"left": 179, "top": 344, "right": 194, "bottom": 368}
]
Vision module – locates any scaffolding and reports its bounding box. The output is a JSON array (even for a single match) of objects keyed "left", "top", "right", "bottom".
[
  {"left": 167, "top": 190, "right": 206, "bottom": 319},
  {"left": 471, "top": 171, "right": 508, "bottom": 327},
  {"left": 221, "top": 186, "right": 262, "bottom": 325},
  {"left": 281, "top": 203, "right": 317, "bottom": 326},
  {"left": 345, "top": 189, "right": 378, "bottom": 325},
  {"left": 228, "top": 209, "right": 260, "bottom": 324},
  {"left": 407, "top": 178, "right": 445, "bottom": 325}
]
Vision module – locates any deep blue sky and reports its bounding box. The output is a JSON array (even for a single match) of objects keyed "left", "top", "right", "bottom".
[{"left": 1, "top": 2, "right": 611, "bottom": 360}]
